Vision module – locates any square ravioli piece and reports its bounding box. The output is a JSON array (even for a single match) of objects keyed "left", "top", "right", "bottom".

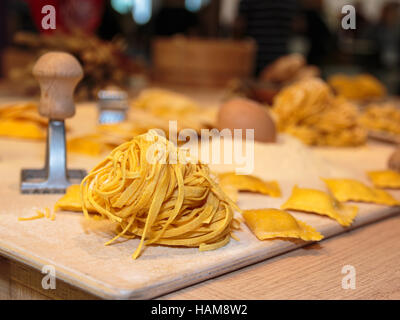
[
  {"left": 242, "top": 208, "right": 323, "bottom": 241},
  {"left": 55, "top": 185, "right": 97, "bottom": 212},
  {"left": 323, "top": 178, "right": 400, "bottom": 206},
  {"left": 218, "top": 172, "right": 281, "bottom": 197},
  {"left": 281, "top": 185, "right": 358, "bottom": 227},
  {"left": 367, "top": 170, "right": 400, "bottom": 189}
]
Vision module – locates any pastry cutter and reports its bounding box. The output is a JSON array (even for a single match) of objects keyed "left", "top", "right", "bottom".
[{"left": 20, "top": 52, "right": 87, "bottom": 194}]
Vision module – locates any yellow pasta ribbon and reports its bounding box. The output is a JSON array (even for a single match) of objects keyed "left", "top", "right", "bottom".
[
  {"left": 367, "top": 170, "right": 400, "bottom": 189},
  {"left": 19, "top": 208, "right": 55, "bottom": 221},
  {"left": 18, "top": 210, "right": 45, "bottom": 221}
]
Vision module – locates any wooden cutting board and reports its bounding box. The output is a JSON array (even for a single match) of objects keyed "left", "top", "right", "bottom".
[{"left": 0, "top": 103, "right": 399, "bottom": 299}]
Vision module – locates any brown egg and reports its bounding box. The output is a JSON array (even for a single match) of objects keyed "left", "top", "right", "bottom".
[
  {"left": 217, "top": 97, "right": 276, "bottom": 143},
  {"left": 388, "top": 147, "right": 400, "bottom": 172}
]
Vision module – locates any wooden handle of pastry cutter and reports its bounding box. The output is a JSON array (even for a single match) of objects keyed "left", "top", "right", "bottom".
[{"left": 32, "top": 52, "right": 83, "bottom": 120}]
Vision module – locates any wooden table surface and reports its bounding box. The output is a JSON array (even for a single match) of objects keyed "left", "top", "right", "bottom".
[
  {"left": 0, "top": 213, "right": 399, "bottom": 300},
  {"left": 162, "top": 213, "right": 400, "bottom": 300}
]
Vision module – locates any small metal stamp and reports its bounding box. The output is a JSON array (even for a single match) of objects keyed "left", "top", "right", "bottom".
[
  {"left": 20, "top": 52, "right": 87, "bottom": 194},
  {"left": 97, "top": 86, "right": 129, "bottom": 124},
  {"left": 21, "top": 120, "right": 86, "bottom": 193}
]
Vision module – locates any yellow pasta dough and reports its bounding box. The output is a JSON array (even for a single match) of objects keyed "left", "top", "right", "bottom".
[
  {"left": 243, "top": 209, "right": 323, "bottom": 241},
  {"left": 54, "top": 185, "right": 96, "bottom": 212},
  {"left": 218, "top": 172, "right": 281, "bottom": 197},
  {"left": 80, "top": 130, "right": 239, "bottom": 259},
  {"left": 0, "top": 102, "right": 43, "bottom": 123},
  {"left": 281, "top": 186, "right": 358, "bottom": 226},
  {"left": 67, "top": 134, "right": 113, "bottom": 157},
  {"left": 328, "top": 74, "right": 386, "bottom": 101},
  {"left": 0, "top": 119, "right": 45, "bottom": 140},
  {"left": 367, "top": 170, "right": 400, "bottom": 189},
  {"left": 0, "top": 102, "right": 47, "bottom": 140},
  {"left": 323, "top": 178, "right": 400, "bottom": 206}
]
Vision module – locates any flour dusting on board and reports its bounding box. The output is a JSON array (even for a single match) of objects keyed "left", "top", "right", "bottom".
[{"left": 209, "top": 134, "right": 355, "bottom": 192}]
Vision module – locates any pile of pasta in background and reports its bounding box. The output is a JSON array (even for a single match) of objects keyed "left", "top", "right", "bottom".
[
  {"left": 360, "top": 102, "right": 400, "bottom": 136},
  {"left": 272, "top": 78, "right": 367, "bottom": 147},
  {"left": 132, "top": 88, "right": 216, "bottom": 133},
  {"left": 328, "top": 74, "right": 386, "bottom": 102}
]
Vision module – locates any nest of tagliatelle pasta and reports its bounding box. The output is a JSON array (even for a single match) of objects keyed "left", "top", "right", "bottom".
[
  {"left": 272, "top": 78, "right": 367, "bottom": 146},
  {"left": 80, "top": 130, "right": 240, "bottom": 259}
]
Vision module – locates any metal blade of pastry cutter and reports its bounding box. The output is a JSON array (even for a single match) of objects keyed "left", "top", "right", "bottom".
[
  {"left": 20, "top": 120, "right": 86, "bottom": 194},
  {"left": 97, "top": 87, "right": 128, "bottom": 124}
]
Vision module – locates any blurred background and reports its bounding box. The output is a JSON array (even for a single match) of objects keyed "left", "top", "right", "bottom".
[{"left": 0, "top": 0, "right": 400, "bottom": 98}]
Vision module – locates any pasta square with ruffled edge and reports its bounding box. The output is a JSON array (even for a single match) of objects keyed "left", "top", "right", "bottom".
[
  {"left": 55, "top": 184, "right": 97, "bottom": 212},
  {"left": 243, "top": 209, "right": 323, "bottom": 241},
  {"left": 367, "top": 170, "right": 400, "bottom": 189},
  {"left": 281, "top": 185, "right": 358, "bottom": 227},
  {"left": 218, "top": 172, "right": 281, "bottom": 198},
  {"left": 322, "top": 178, "right": 400, "bottom": 206}
]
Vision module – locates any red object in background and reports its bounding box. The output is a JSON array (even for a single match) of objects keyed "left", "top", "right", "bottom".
[{"left": 26, "top": 0, "right": 104, "bottom": 34}]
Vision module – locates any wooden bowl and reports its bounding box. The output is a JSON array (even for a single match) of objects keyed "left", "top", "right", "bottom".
[{"left": 152, "top": 36, "right": 256, "bottom": 87}]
